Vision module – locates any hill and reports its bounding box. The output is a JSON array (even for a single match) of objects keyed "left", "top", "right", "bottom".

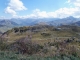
[
  {"left": 0, "top": 20, "right": 18, "bottom": 27},
  {"left": 72, "top": 21, "right": 80, "bottom": 26},
  {"left": 0, "top": 20, "right": 19, "bottom": 32},
  {"left": 2, "top": 24, "right": 80, "bottom": 43},
  {"left": 0, "top": 25, "right": 80, "bottom": 59},
  {"left": 0, "top": 25, "right": 80, "bottom": 60}
]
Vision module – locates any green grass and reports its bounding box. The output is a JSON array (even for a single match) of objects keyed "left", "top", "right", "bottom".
[
  {"left": 0, "top": 51, "right": 80, "bottom": 60},
  {"left": 0, "top": 25, "right": 80, "bottom": 60}
]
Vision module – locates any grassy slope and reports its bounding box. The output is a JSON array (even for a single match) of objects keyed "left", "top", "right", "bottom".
[
  {"left": 7, "top": 28, "right": 78, "bottom": 44},
  {"left": 0, "top": 25, "right": 80, "bottom": 60},
  {"left": 0, "top": 51, "right": 80, "bottom": 60}
]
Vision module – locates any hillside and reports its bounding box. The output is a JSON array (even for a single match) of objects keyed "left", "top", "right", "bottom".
[
  {"left": 0, "top": 25, "right": 80, "bottom": 60},
  {"left": 0, "top": 25, "right": 80, "bottom": 59},
  {"left": 2, "top": 25, "right": 80, "bottom": 43},
  {"left": 72, "top": 21, "right": 80, "bottom": 26},
  {"left": 0, "top": 20, "right": 19, "bottom": 32}
]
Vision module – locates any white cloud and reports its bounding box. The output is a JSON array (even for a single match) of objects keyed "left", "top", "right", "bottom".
[
  {"left": 16, "top": 7, "right": 80, "bottom": 19},
  {"left": 67, "top": 0, "right": 80, "bottom": 7},
  {"left": 15, "top": 9, "right": 48, "bottom": 18},
  {"left": 28, "top": 0, "right": 80, "bottom": 18},
  {"left": 32, "top": 9, "right": 48, "bottom": 18},
  {"left": 5, "top": 0, "right": 80, "bottom": 18},
  {"left": 5, "top": 0, "right": 27, "bottom": 16},
  {"left": 8, "top": 0, "right": 27, "bottom": 11},
  {"left": 66, "top": 0, "right": 80, "bottom": 18},
  {"left": 52, "top": 7, "right": 80, "bottom": 18},
  {"left": 5, "top": 7, "right": 17, "bottom": 16},
  {"left": 15, "top": 0, "right": 80, "bottom": 19}
]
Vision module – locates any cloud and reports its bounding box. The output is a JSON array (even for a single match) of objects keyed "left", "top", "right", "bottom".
[
  {"left": 66, "top": 0, "right": 80, "bottom": 17},
  {"left": 15, "top": 0, "right": 80, "bottom": 19},
  {"left": 5, "top": 0, "right": 27, "bottom": 16},
  {"left": 67, "top": 0, "right": 80, "bottom": 7},
  {"left": 5, "top": 7, "right": 17, "bottom": 16},
  {"left": 52, "top": 7, "right": 80, "bottom": 18},
  {"left": 27, "top": 0, "right": 80, "bottom": 18},
  {"left": 5, "top": 0, "right": 80, "bottom": 18},
  {"left": 16, "top": 7, "right": 80, "bottom": 19},
  {"left": 32, "top": 9, "right": 48, "bottom": 18},
  {"left": 14, "top": 9, "right": 48, "bottom": 18}
]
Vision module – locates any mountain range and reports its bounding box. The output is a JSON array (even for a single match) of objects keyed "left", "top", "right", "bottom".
[
  {"left": 0, "top": 16, "right": 80, "bottom": 32},
  {"left": 11, "top": 16, "right": 80, "bottom": 26},
  {"left": 0, "top": 20, "right": 18, "bottom": 27}
]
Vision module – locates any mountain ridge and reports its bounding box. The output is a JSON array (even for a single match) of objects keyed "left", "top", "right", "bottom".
[{"left": 0, "top": 16, "right": 80, "bottom": 28}]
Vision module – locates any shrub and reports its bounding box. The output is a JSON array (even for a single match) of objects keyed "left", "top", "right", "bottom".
[
  {"left": 41, "top": 32, "right": 51, "bottom": 37},
  {"left": 0, "top": 37, "right": 8, "bottom": 51},
  {"left": 9, "top": 35, "right": 43, "bottom": 55}
]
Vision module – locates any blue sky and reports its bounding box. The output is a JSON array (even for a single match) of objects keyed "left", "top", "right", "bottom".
[{"left": 0, "top": 0, "right": 80, "bottom": 19}]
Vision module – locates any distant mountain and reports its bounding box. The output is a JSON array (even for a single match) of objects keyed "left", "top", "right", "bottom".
[
  {"left": 0, "top": 20, "right": 19, "bottom": 32},
  {"left": 48, "top": 16, "right": 80, "bottom": 26},
  {"left": 0, "top": 16, "right": 80, "bottom": 32},
  {"left": 11, "top": 16, "right": 80, "bottom": 26},
  {"left": 0, "top": 16, "right": 80, "bottom": 27},
  {"left": 11, "top": 18, "right": 59, "bottom": 26},
  {"left": 72, "top": 21, "right": 80, "bottom": 26},
  {"left": 0, "top": 20, "right": 18, "bottom": 27}
]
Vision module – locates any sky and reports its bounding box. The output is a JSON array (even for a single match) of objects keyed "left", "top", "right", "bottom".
[{"left": 0, "top": 0, "right": 80, "bottom": 19}]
